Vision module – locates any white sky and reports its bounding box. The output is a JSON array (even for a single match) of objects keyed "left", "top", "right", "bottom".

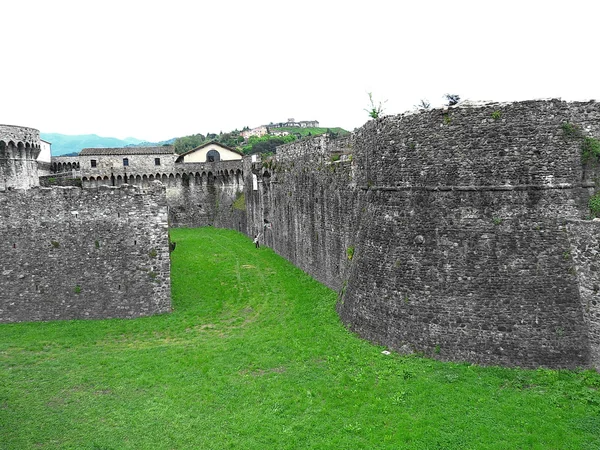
[{"left": 2, "top": 0, "right": 599, "bottom": 142}]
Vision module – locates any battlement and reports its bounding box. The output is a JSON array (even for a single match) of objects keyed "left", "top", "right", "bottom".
[
  {"left": 0, "top": 123, "right": 41, "bottom": 148},
  {"left": 0, "top": 124, "right": 41, "bottom": 190}
]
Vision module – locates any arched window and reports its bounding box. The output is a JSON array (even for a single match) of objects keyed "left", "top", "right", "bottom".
[{"left": 206, "top": 150, "right": 220, "bottom": 162}]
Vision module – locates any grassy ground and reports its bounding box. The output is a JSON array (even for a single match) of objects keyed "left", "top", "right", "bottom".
[{"left": 1, "top": 227, "right": 599, "bottom": 449}]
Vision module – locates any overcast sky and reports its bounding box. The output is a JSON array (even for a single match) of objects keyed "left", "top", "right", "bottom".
[{"left": 3, "top": 0, "right": 599, "bottom": 142}]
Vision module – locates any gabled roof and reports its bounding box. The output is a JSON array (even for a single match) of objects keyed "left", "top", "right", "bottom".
[
  {"left": 79, "top": 146, "right": 175, "bottom": 156},
  {"left": 175, "top": 140, "right": 244, "bottom": 162}
]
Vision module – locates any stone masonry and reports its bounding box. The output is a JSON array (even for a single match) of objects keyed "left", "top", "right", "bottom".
[{"left": 0, "top": 183, "right": 171, "bottom": 322}]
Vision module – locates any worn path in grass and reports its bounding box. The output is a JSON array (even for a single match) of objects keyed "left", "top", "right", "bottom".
[{"left": 1, "top": 227, "right": 599, "bottom": 449}]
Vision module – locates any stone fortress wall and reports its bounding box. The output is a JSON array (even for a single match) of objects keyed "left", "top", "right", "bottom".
[
  {"left": 4, "top": 100, "right": 600, "bottom": 370},
  {"left": 246, "top": 100, "right": 600, "bottom": 370},
  {"left": 76, "top": 148, "right": 246, "bottom": 230}
]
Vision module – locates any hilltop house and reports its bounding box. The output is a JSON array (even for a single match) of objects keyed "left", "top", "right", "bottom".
[
  {"left": 269, "top": 119, "right": 319, "bottom": 128},
  {"left": 240, "top": 126, "right": 268, "bottom": 140}
]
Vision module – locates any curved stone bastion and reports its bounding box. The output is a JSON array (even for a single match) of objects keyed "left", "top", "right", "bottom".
[
  {"left": 247, "top": 99, "right": 600, "bottom": 370},
  {"left": 0, "top": 124, "right": 41, "bottom": 190}
]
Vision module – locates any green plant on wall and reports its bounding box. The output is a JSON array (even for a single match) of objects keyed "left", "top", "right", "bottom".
[
  {"left": 232, "top": 192, "right": 246, "bottom": 211},
  {"left": 491, "top": 110, "right": 502, "bottom": 120},
  {"left": 346, "top": 246, "right": 355, "bottom": 261},
  {"left": 364, "top": 92, "right": 386, "bottom": 119},
  {"left": 589, "top": 192, "right": 600, "bottom": 218},
  {"left": 562, "top": 122, "right": 600, "bottom": 162},
  {"left": 582, "top": 136, "right": 600, "bottom": 161},
  {"left": 562, "top": 122, "right": 580, "bottom": 137}
]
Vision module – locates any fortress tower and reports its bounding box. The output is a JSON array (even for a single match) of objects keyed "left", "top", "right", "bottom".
[{"left": 0, "top": 124, "right": 41, "bottom": 190}]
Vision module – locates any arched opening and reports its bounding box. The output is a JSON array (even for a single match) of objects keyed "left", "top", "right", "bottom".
[
  {"left": 206, "top": 150, "right": 220, "bottom": 162},
  {"left": 182, "top": 173, "right": 190, "bottom": 187}
]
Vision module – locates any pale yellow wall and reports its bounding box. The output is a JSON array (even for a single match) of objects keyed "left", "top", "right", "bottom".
[{"left": 182, "top": 143, "right": 242, "bottom": 163}]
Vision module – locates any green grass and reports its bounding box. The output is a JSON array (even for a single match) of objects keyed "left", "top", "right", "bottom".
[{"left": 1, "top": 227, "right": 599, "bottom": 449}]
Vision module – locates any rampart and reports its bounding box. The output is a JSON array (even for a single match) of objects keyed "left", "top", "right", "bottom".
[
  {"left": 246, "top": 100, "right": 600, "bottom": 370},
  {"left": 0, "top": 183, "right": 171, "bottom": 322},
  {"left": 80, "top": 157, "right": 245, "bottom": 231}
]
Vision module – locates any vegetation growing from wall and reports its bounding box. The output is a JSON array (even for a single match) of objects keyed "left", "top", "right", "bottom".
[
  {"left": 1, "top": 228, "right": 599, "bottom": 449},
  {"left": 562, "top": 122, "right": 600, "bottom": 162},
  {"left": 589, "top": 192, "right": 600, "bottom": 218},
  {"left": 232, "top": 192, "right": 246, "bottom": 211}
]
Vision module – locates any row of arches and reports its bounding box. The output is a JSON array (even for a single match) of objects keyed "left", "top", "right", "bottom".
[
  {"left": 51, "top": 161, "right": 81, "bottom": 173},
  {"left": 0, "top": 140, "right": 40, "bottom": 160},
  {"left": 82, "top": 169, "right": 244, "bottom": 189}
]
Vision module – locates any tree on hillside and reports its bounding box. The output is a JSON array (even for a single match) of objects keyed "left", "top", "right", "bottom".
[
  {"left": 241, "top": 134, "right": 297, "bottom": 155},
  {"left": 173, "top": 134, "right": 206, "bottom": 154}
]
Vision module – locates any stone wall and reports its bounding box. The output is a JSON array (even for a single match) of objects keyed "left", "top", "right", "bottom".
[
  {"left": 567, "top": 220, "right": 600, "bottom": 369},
  {"left": 0, "top": 183, "right": 171, "bottom": 322},
  {"left": 245, "top": 135, "right": 359, "bottom": 290},
  {"left": 79, "top": 157, "right": 246, "bottom": 231},
  {"left": 247, "top": 100, "right": 600, "bottom": 369},
  {"left": 166, "top": 160, "right": 245, "bottom": 230}
]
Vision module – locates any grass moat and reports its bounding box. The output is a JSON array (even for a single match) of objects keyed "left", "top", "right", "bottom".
[{"left": 1, "top": 228, "right": 599, "bottom": 449}]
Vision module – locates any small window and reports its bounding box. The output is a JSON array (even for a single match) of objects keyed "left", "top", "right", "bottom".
[
  {"left": 91, "top": 159, "right": 97, "bottom": 168},
  {"left": 155, "top": 158, "right": 161, "bottom": 166},
  {"left": 123, "top": 158, "right": 129, "bottom": 166}
]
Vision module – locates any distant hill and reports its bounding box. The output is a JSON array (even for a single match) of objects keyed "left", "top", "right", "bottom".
[
  {"left": 41, "top": 133, "right": 176, "bottom": 156},
  {"left": 125, "top": 138, "right": 177, "bottom": 148}
]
